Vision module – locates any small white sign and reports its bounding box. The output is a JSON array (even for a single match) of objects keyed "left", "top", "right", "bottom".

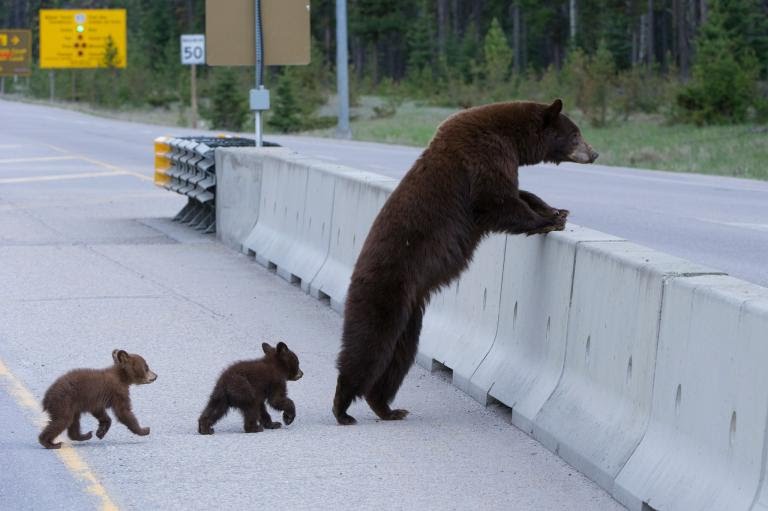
[{"left": 180, "top": 34, "right": 205, "bottom": 65}]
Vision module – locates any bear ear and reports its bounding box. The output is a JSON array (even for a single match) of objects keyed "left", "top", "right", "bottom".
[
  {"left": 262, "top": 342, "right": 275, "bottom": 355},
  {"left": 112, "top": 349, "right": 128, "bottom": 364},
  {"left": 544, "top": 99, "right": 563, "bottom": 125},
  {"left": 276, "top": 342, "right": 288, "bottom": 353}
]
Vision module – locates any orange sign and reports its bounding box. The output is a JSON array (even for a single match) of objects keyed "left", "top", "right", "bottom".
[{"left": 0, "top": 29, "right": 31, "bottom": 76}]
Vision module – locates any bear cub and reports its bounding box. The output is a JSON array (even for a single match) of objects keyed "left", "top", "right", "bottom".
[
  {"left": 39, "top": 349, "right": 157, "bottom": 449},
  {"left": 198, "top": 342, "right": 303, "bottom": 435}
]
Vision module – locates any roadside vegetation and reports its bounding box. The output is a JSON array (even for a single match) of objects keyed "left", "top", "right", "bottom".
[{"left": 1, "top": 0, "right": 766, "bottom": 179}]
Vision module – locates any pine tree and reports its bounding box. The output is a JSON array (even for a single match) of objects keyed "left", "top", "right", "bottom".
[
  {"left": 483, "top": 18, "right": 513, "bottom": 86},
  {"left": 267, "top": 68, "right": 303, "bottom": 133},
  {"left": 406, "top": 0, "right": 434, "bottom": 73},
  {"left": 207, "top": 69, "right": 250, "bottom": 131},
  {"left": 677, "top": 0, "right": 759, "bottom": 124}
]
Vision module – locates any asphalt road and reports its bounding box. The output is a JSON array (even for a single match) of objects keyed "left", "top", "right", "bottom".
[
  {"left": 2, "top": 98, "right": 767, "bottom": 287},
  {"left": 0, "top": 99, "right": 622, "bottom": 509}
]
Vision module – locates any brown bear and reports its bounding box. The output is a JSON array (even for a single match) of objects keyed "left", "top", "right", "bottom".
[
  {"left": 333, "top": 99, "right": 598, "bottom": 425},
  {"left": 38, "top": 349, "right": 157, "bottom": 449},
  {"left": 198, "top": 342, "right": 303, "bottom": 434}
]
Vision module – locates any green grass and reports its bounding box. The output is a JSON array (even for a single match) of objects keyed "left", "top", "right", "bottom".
[{"left": 305, "top": 99, "right": 768, "bottom": 181}]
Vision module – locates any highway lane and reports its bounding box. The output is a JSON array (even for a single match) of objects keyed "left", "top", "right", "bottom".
[
  {"left": 0, "top": 121, "right": 622, "bottom": 509},
  {"left": 2, "top": 98, "right": 767, "bottom": 286}
]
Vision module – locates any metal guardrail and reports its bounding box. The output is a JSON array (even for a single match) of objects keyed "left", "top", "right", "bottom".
[{"left": 153, "top": 135, "right": 277, "bottom": 233}]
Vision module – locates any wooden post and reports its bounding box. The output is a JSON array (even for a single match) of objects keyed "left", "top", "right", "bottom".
[{"left": 190, "top": 63, "right": 198, "bottom": 128}]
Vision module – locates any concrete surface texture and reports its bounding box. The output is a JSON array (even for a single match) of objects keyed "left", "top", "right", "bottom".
[{"left": 0, "top": 108, "right": 623, "bottom": 509}]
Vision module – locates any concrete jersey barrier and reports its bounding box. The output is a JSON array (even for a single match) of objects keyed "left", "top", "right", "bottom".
[
  {"left": 215, "top": 147, "right": 768, "bottom": 511},
  {"left": 531, "top": 241, "right": 722, "bottom": 491},
  {"left": 416, "top": 234, "right": 507, "bottom": 396},
  {"left": 468, "top": 227, "right": 622, "bottom": 433},
  {"left": 614, "top": 275, "right": 768, "bottom": 511}
]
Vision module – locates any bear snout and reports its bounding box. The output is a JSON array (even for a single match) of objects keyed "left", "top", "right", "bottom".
[
  {"left": 144, "top": 371, "right": 158, "bottom": 384},
  {"left": 567, "top": 140, "right": 599, "bottom": 164},
  {"left": 291, "top": 369, "right": 304, "bottom": 381}
]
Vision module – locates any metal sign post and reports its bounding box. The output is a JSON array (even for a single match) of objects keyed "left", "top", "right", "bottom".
[
  {"left": 180, "top": 34, "right": 205, "bottom": 129},
  {"left": 205, "top": 0, "right": 310, "bottom": 146},
  {"left": 251, "top": 0, "right": 268, "bottom": 147},
  {"left": 335, "top": 0, "right": 351, "bottom": 139}
]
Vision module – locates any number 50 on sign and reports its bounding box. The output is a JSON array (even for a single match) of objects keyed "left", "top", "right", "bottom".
[{"left": 180, "top": 34, "right": 205, "bottom": 65}]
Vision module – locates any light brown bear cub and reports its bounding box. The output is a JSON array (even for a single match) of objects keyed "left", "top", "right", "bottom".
[
  {"left": 198, "top": 342, "right": 303, "bottom": 435},
  {"left": 38, "top": 350, "right": 157, "bottom": 449}
]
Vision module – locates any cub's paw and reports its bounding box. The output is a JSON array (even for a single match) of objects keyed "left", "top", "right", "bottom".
[
  {"left": 74, "top": 431, "right": 93, "bottom": 441},
  {"left": 96, "top": 426, "right": 110, "bottom": 439},
  {"left": 282, "top": 412, "right": 295, "bottom": 426},
  {"left": 137, "top": 427, "right": 150, "bottom": 436},
  {"left": 263, "top": 421, "right": 282, "bottom": 429},
  {"left": 244, "top": 424, "right": 264, "bottom": 433}
]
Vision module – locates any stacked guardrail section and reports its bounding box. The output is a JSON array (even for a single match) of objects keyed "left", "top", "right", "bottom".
[
  {"left": 215, "top": 146, "right": 768, "bottom": 511},
  {"left": 153, "top": 136, "right": 262, "bottom": 233}
]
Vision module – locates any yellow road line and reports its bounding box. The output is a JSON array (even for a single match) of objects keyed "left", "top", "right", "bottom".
[
  {"left": 43, "top": 143, "right": 153, "bottom": 182},
  {"left": 0, "top": 156, "right": 80, "bottom": 164},
  {"left": 77, "top": 155, "right": 153, "bottom": 182},
  {"left": 0, "top": 358, "right": 119, "bottom": 511},
  {"left": 0, "top": 171, "right": 129, "bottom": 185}
]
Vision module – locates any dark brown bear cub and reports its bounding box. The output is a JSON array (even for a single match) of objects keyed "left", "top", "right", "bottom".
[
  {"left": 198, "top": 342, "right": 303, "bottom": 435},
  {"left": 39, "top": 350, "right": 157, "bottom": 449},
  {"left": 333, "top": 99, "right": 599, "bottom": 425}
]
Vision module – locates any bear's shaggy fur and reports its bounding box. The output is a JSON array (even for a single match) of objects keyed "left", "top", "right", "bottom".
[
  {"left": 198, "top": 342, "right": 303, "bottom": 434},
  {"left": 39, "top": 350, "right": 157, "bottom": 449},
  {"left": 333, "top": 99, "right": 598, "bottom": 425}
]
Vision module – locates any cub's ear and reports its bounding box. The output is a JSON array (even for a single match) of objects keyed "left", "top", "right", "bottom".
[
  {"left": 544, "top": 98, "right": 563, "bottom": 125},
  {"left": 112, "top": 349, "right": 129, "bottom": 364},
  {"left": 276, "top": 342, "right": 288, "bottom": 353},
  {"left": 262, "top": 342, "right": 276, "bottom": 355}
]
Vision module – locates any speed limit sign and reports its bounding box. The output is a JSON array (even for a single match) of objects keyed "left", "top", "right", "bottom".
[{"left": 180, "top": 34, "right": 205, "bottom": 65}]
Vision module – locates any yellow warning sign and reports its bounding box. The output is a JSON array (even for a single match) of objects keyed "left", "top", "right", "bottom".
[
  {"left": 40, "top": 9, "right": 127, "bottom": 69},
  {"left": 0, "top": 29, "right": 31, "bottom": 76}
]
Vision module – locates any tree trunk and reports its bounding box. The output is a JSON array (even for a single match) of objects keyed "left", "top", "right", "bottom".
[
  {"left": 570, "top": 0, "right": 577, "bottom": 42},
  {"left": 674, "top": 0, "right": 690, "bottom": 78},
  {"left": 647, "top": 0, "right": 655, "bottom": 66},
  {"left": 512, "top": 2, "right": 522, "bottom": 74},
  {"left": 437, "top": 0, "right": 448, "bottom": 56},
  {"left": 451, "top": 0, "right": 460, "bottom": 36}
]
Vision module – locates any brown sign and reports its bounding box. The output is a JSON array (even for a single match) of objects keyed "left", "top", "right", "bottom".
[
  {"left": 0, "top": 29, "right": 32, "bottom": 76},
  {"left": 205, "top": 0, "right": 310, "bottom": 66}
]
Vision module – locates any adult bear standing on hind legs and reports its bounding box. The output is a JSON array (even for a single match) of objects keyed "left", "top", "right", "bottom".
[{"left": 332, "top": 99, "right": 599, "bottom": 425}]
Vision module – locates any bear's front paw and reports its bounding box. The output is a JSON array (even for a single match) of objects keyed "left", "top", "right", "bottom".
[
  {"left": 137, "top": 427, "right": 150, "bottom": 436},
  {"left": 96, "top": 425, "right": 110, "bottom": 439},
  {"left": 282, "top": 411, "right": 295, "bottom": 425},
  {"left": 264, "top": 421, "right": 282, "bottom": 429},
  {"left": 198, "top": 422, "right": 214, "bottom": 435}
]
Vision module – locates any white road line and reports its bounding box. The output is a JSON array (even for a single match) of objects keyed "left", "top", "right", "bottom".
[
  {"left": 0, "top": 171, "right": 129, "bottom": 185},
  {"left": 0, "top": 156, "right": 80, "bottom": 164}
]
